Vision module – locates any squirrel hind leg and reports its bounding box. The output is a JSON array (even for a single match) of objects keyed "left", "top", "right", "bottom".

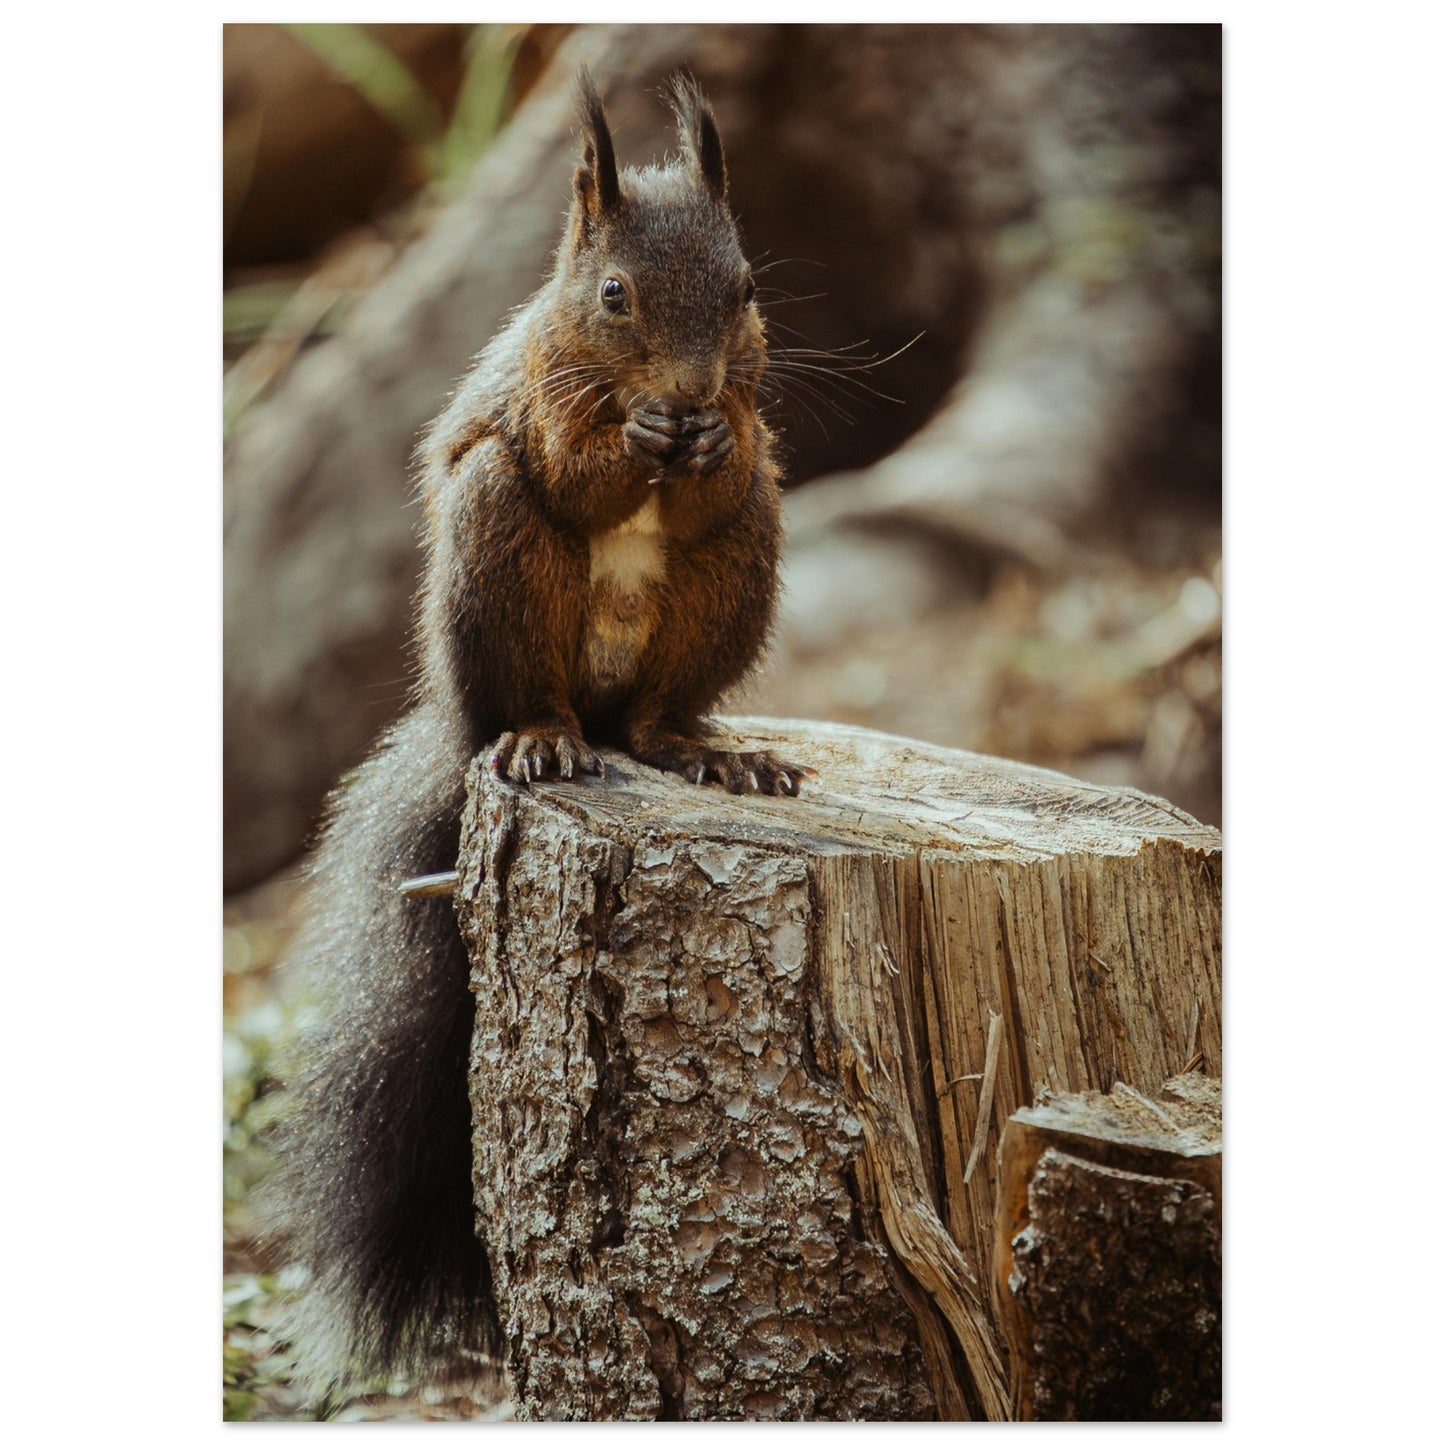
[
  {"left": 624, "top": 721, "right": 812, "bottom": 796},
  {"left": 489, "top": 725, "right": 605, "bottom": 784}
]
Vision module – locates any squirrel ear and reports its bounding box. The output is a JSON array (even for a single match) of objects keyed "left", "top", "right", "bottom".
[
  {"left": 669, "top": 72, "right": 727, "bottom": 201},
  {"left": 572, "top": 66, "right": 620, "bottom": 232}
]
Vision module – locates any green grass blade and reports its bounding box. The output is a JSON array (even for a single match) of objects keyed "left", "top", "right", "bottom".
[{"left": 284, "top": 22, "right": 446, "bottom": 161}]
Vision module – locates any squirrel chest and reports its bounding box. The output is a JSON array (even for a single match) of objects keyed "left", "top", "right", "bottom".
[{"left": 581, "top": 494, "right": 667, "bottom": 693}]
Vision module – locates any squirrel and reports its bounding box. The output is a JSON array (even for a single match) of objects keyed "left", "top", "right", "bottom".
[{"left": 261, "top": 69, "right": 808, "bottom": 1402}]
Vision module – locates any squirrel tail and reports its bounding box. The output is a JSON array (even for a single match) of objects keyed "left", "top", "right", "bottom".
[{"left": 258, "top": 700, "right": 499, "bottom": 1400}]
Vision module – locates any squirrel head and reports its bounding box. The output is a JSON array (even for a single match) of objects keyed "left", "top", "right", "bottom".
[{"left": 555, "top": 69, "right": 764, "bottom": 412}]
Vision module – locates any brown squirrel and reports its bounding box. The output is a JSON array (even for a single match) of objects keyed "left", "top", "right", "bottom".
[{"left": 262, "top": 70, "right": 806, "bottom": 1402}]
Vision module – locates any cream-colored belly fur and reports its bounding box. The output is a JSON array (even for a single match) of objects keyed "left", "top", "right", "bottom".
[{"left": 583, "top": 495, "right": 666, "bottom": 692}]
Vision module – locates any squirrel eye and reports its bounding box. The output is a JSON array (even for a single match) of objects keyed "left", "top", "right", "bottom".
[
  {"left": 742, "top": 275, "right": 756, "bottom": 306},
  {"left": 600, "top": 277, "right": 629, "bottom": 315}
]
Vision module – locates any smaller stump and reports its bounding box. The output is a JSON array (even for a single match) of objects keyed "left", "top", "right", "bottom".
[{"left": 996, "top": 1074, "right": 1222, "bottom": 1420}]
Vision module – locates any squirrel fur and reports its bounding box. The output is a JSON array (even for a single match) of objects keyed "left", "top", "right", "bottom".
[{"left": 262, "top": 69, "right": 805, "bottom": 1400}]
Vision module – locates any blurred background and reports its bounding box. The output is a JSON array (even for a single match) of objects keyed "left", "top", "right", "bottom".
[{"left": 223, "top": 22, "right": 1220, "bottom": 1420}]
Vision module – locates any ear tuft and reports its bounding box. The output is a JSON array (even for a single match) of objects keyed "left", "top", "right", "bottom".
[
  {"left": 668, "top": 71, "right": 727, "bottom": 200},
  {"left": 572, "top": 66, "right": 620, "bottom": 223}
]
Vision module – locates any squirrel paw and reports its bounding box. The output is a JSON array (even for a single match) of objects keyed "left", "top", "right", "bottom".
[
  {"left": 625, "top": 406, "right": 735, "bottom": 476},
  {"left": 675, "top": 411, "right": 735, "bottom": 475},
  {"left": 636, "top": 739, "right": 813, "bottom": 796},
  {"left": 489, "top": 728, "right": 605, "bottom": 785},
  {"left": 624, "top": 407, "right": 688, "bottom": 466}
]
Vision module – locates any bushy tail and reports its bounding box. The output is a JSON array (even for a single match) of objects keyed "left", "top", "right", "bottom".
[{"left": 258, "top": 700, "right": 499, "bottom": 1400}]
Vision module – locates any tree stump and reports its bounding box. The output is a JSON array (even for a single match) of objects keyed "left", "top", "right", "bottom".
[
  {"left": 452, "top": 718, "right": 1221, "bottom": 1420},
  {"left": 994, "top": 1074, "right": 1222, "bottom": 1421}
]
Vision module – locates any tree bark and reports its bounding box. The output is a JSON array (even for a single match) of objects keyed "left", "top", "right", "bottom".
[
  {"left": 453, "top": 718, "right": 1221, "bottom": 1420},
  {"left": 995, "top": 1074, "right": 1222, "bottom": 1420}
]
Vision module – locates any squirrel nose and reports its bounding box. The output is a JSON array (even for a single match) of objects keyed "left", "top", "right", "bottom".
[{"left": 658, "top": 365, "right": 723, "bottom": 411}]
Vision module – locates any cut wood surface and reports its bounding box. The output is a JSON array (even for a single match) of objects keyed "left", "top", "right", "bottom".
[
  {"left": 995, "top": 1074, "right": 1222, "bottom": 1420},
  {"left": 453, "top": 717, "right": 1221, "bottom": 1420}
]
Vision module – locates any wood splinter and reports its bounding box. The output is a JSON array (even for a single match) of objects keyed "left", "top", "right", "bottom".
[{"left": 399, "top": 869, "right": 460, "bottom": 898}]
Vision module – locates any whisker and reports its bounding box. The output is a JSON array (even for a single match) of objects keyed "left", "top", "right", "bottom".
[
  {"left": 773, "top": 384, "right": 835, "bottom": 441},
  {"left": 757, "top": 371, "right": 850, "bottom": 434},
  {"left": 751, "top": 255, "right": 828, "bottom": 277},
  {"left": 512, "top": 364, "right": 614, "bottom": 411},
  {"left": 521, "top": 366, "right": 606, "bottom": 419},
  {"left": 761, "top": 329, "right": 925, "bottom": 410},
  {"left": 771, "top": 341, "right": 895, "bottom": 367},
  {"left": 766, "top": 358, "right": 899, "bottom": 408},
  {"left": 757, "top": 289, "right": 830, "bottom": 308},
  {"left": 579, "top": 387, "right": 614, "bottom": 424}
]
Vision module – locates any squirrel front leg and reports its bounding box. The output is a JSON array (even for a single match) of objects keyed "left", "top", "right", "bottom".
[
  {"left": 649, "top": 389, "right": 760, "bottom": 544},
  {"left": 622, "top": 464, "right": 811, "bottom": 795},
  {"left": 422, "top": 438, "right": 603, "bottom": 781},
  {"left": 464, "top": 556, "right": 604, "bottom": 785},
  {"left": 528, "top": 381, "right": 759, "bottom": 537},
  {"left": 530, "top": 402, "right": 654, "bottom": 532}
]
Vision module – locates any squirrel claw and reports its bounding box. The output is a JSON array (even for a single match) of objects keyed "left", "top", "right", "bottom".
[
  {"left": 678, "top": 414, "right": 735, "bottom": 475},
  {"left": 636, "top": 740, "right": 809, "bottom": 796},
  {"left": 489, "top": 728, "right": 603, "bottom": 786},
  {"left": 624, "top": 409, "right": 684, "bottom": 465}
]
